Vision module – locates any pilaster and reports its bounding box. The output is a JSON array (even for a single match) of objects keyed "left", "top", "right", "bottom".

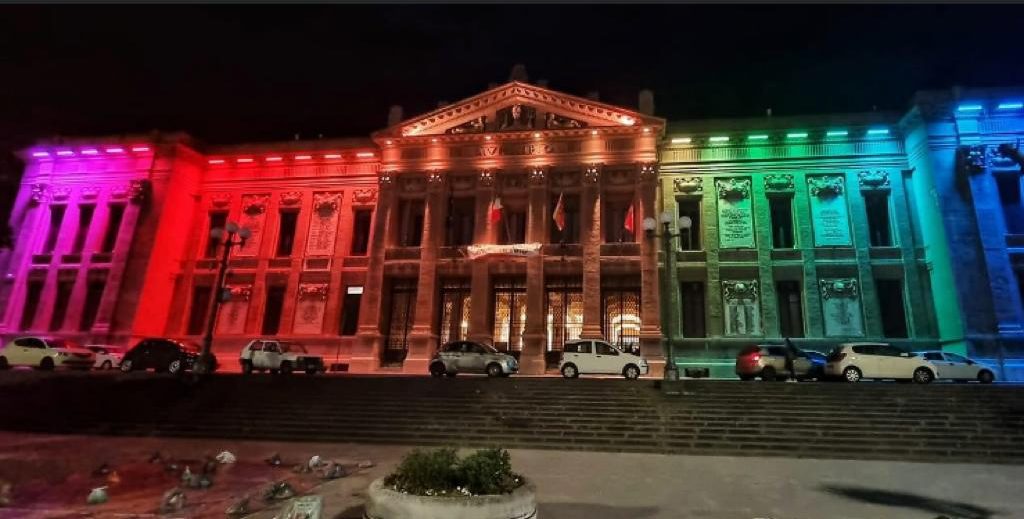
[
  {"left": 406, "top": 172, "right": 446, "bottom": 373},
  {"left": 638, "top": 163, "right": 664, "bottom": 376},
  {"left": 580, "top": 164, "right": 603, "bottom": 339},
  {"left": 354, "top": 172, "right": 395, "bottom": 372},
  {"left": 521, "top": 166, "right": 548, "bottom": 374}
]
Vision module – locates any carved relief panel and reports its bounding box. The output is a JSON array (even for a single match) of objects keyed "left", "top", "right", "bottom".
[
  {"left": 819, "top": 278, "right": 864, "bottom": 337},
  {"left": 236, "top": 194, "right": 270, "bottom": 256},
  {"left": 216, "top": 284, "right": 252, "bottom": 335},
  {"left": 715, "top": 178, "right": 755, "bottom": 249},
  {"left": 808, "top": 175, "right": 852, "bottom": 247},
  {"left": 722, "top": 280, "right": 761, "bottom": 336},
  {"left": 293, "top": 283, "right": 329, "bottom": 334},
  {"left": 306, "top": 192, "right": 342, "bottom": 256}
]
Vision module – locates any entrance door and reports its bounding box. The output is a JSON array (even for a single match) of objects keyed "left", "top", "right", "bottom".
[
  {"left": 439, "top": 280, "right": 472, "bottom": 347},
  {"left": 492, "top": 278, "right": 526, "bottom": 354}
]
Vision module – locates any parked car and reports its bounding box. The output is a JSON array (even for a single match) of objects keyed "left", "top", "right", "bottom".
[
  {"left": 120, "top": 338, "right": 214, "bottom": 375},
  {"left": 239, "top": 339, "right": 324, "bottom": 375},
  {"left": 86, "top": 345, "right": 125, "bottom": 370},
  {"left": 825, "top": 343, "right": 939, "bottom": 383},
  {"left": 920, "top": 351, "right": 996, "bottom": 383},
  {"left": 735, "top": 344, "right": 825, "bottom": 381},
  {"left": 429, "top": 341, "right": 519, "bottom": 377},
  {"left": 0, "top": 337, "right": 94, "bottom": 370},
  {"left": 559, "top": 339, "right": 649, "bottom": 380}
]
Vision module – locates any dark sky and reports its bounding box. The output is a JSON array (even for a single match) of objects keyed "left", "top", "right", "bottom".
[{"left": 2, "top": 4, "right": 1024, "bottom": 151}]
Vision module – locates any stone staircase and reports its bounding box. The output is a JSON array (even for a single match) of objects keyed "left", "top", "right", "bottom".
[{"left": 1, "top": 374, "right": 1022, "bottom": 464}]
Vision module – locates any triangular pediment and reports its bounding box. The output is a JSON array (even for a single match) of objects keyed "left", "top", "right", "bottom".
[{"left": 374, "top": 81, "right": 662, "bottom": 140}]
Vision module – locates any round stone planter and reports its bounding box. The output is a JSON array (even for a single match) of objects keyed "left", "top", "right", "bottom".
[{"left": 364, "top": 478, "right": 537, "bottom": 519}]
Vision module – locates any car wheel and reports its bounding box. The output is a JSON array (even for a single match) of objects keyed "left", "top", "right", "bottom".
[
  {"left": 120, "top": 359, "right": 134, "bottom": 373},
  {"left": 561, "top": 363, "right": 579, "bottom": 379},
  {"left": 445, "top": 371, "right": 457, "bottom": 378},
  {"left": 760, "top": 366, "right": 776, "bottom": 381},
  {"left": 167, "top": 359, "right": 183, "bottom": 375},
  {"left": 304, "top": 365, "right": 318, "bottom": 375},
  {"left": 978, "top": 370, "right": 995, "bottom": 384},
  {"left": 100, "top": 360, "right": 112, "bottom": 370},
  {"left": 39, "top": 357, "right": 54, "bottom": 371},
  {"left": 738, "top": 374, "right": 754, "bottom": 381},
  {"left": 0, "top": 356, "right": 9, "bottom": 370},
  {"left": 280, "top": 362, "right": 293, "bottom": 375},
  {"left": 842, "top": 366, "right": 862, "bottom": 383},
  {"left": 241, "top": 361, "right": 253, "bottom": 375},
  {"left": 623, "top": 364, "right": 640, "bottom": 380},
  {"left": 429, "top": 362, "right": 446, "bottom": 378},
  {"left": 486, "top": 363, "right": 503, "bottom": 378},
  {"left": 913, "top": 367, "right": 934, "bottom": 384}
]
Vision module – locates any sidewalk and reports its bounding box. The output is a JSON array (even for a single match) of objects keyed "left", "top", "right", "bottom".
[{"left": 0, "top": 432, "right": 1020, "bottom": 518}]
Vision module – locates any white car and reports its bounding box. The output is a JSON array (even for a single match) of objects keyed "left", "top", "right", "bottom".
[
  {"left": 239, "top": 339, "right": 325, "bottom": 375},
  {"left": 920, "top": 351, "right": 996, "bottom": 383},
  {"left": 825, "top": 342, "right": 939, "bottom": 383},
  {"left": 86, "top": 345, "right": 125, "bottom": 370},
  {"left": 559, "top": 339, "right": 648, "bottom": 380},
  {"left": 0, "top": 337, "right": 95, "bottom": 370}
]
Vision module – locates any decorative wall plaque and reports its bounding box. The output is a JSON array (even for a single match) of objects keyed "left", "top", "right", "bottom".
[
  {"left": 583, "top": 164, "right": 601, "bottom": 184},
  {"left": 716, "top": 178, "right": 755, "bottom": 248},
  {"left": 307, "top": 192, "right": 342, "bottom": 255},
  {"left": 210, "top": 193, "right": 232, "bottom": 208},
  {"left": 858, "top": 171, "right": 890, "bottom": 190},
  {"left": 378, "top": 171, "right": 395, "bottom": 185},
  {"left": 352, "top": 188, "right": 378, "bottom": 206},
  {"left": 528, "top": 167, "right": 547, "bottom": 185},
  {"left": 236, "top": 194, "right": 270, "bottom": 256},
  {"left": 638, "top": 162, "right": 658, "bottom": 181},
  {"left": 808, "top": 175, "right": 845, "bottom": 197},
  {"left": 673, "top": 177, "right": 703, "bottom": 194},
  {"left": 30, "top": 183, "right": 47, "bottom": 205},
  {"left": 217, "top": 284, "right": 252, "bottom": 335},
  {"left": 110, "top": 184, "right": 129, "bottom": 200},
  {"left": 764, "top": 174, "right": 794, "bottom": 192},
  {"left": 127, "top": 179, "right": 150, "bottom": 203},
  {"left": 808, "top": 176, "right": 851, "bottom": 246},
  {"left": 50, "top": 186, "right": 72, "bottom": 203},
  {"left": 294, "top": 282, "right": 329, "bottom": 334},
  {"left": 722, "top": 280, "right": 761, "bottom": 336},
  {"left": 988, "top": 144, "right": 1020, "bottom": 169},
  {"left": 957, "top": 145, "right": 987, "bottom": 174},
  {"left": 279, "top": 191, "right": 303, "bottom": 207},
  {"left": 819, "top": 278, "right": 864, "bottom": 337},
  {"left": 80, "top": 186, "right": 100, "bottom": 200},
  {"left": 242, "top": 194, "right": 270, "bottom": 215},
  {"left": 716, "top": 178, "right": 751, "bottom": 200},
  {"left": 478, "top": 170, "right": 495, "bottom": 187}
]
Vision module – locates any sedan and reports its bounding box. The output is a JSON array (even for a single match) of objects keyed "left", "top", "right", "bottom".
[
  {"left": 86, "top": 345, "right": 125, "bottom": 370},
  {"left": 121, "top": 338, "right": 215, "bottom": 375},
  {"left": 0, "top": 337, "right": 94, "bottom": 370},
  {"left": 920, "top": 351, "right": 995, "bottom": 383}
]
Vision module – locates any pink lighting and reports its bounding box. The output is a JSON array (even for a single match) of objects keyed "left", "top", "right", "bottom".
[
  {"left": 56, "top": 150, "right": 75, "bottom": 157},
  {"left": 236, "top": 158, "right": 253, "bottom": 163},
  {"left": 295, "top": 155, "right": 312, "bottom": 160},
  {"left": 356, "top": 152, "right": 374, "bottom": 158},
  {"left": 208, "top": 159, "right": 225, "bottom": 164},
  {"left": 81, "top": 149, "right": 99, "bottom": 155},
  {"left": 131, "top": 146, "right": 150, "bottom": 152},
  {"left": 265, "top": 156, "right": 283, "bottom": 162},
  {"left": 105, "top": 147, "right": 124, "bottom": 153},
  {"left": 32, "top": 151, "right": 50, "bottom": 158},
  {"left": 324, "top": 154, "right": 342, "bottom": 159}
]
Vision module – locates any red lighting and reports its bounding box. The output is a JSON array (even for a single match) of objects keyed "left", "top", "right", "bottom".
[
  {"left": 236, "top": 158, "right": 253, "bottom": 163},
  {"left": 295, "top": 155, "right": 312, "bottom": 160},
  {"left": 324, "top": 154, "right": 342, "bottom": 159},
  {"left": 131, "top": 146, "right": 150, "bottom": 152},
  {"left": 750, "top": 353, "right": 760, "bottom": 361},
  {"left": 356, "top": 152, "right": 374, "bottom": 158},
  {"left": 208, "top": 159, "right": 225, "bottom": 164},
  {"left": 105, "top": 147, "right": 124, "bottom": 153},
  {"left": 620, "top": 116, "right": 636, "bottom": 126},
  {"left": 265, "top": 156, "right": 282, "bottom": 162},
  {"left": 431, "top": 138, "right": 438, "bottom": 143}
]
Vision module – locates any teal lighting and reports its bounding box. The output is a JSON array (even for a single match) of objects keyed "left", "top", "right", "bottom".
[
  {"left": 709, "top": 136, "right": 730, "bottom": 143},
  {"left": 826, "top": 130, "right": 848, "bottom": 137},
  {"left": 957, "top": 104, "right": 983, "bottom": 112},
  {"left": 867, "top": 128, "right": 890, "bottom": 137},
  {"left": 998, "top": 102, "right": 1023, "bottom": 110},
  {"left": 747, "top": 134, "right": 769, "bottom": 141},
  {"left": 786, "top": 132, "right": 808, "bottom": 139}
]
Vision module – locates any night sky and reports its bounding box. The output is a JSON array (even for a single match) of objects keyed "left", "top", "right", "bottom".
[{"left": 2, "top": 4, "right": 1023, "bottom": 172}]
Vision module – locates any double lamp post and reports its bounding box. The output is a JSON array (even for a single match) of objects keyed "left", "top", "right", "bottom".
[
  {"left": 195, "top": 221, "right": 251, "bottom": 375},
  {"left": 643, "top": 211, "right": 692, "bottom": 381}
]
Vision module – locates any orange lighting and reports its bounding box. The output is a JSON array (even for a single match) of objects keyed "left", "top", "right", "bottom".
[
  {"left": 533, "top": 132, "right": 541, "bottom": 138},
  {"left": 643, "top": 128, "right": 651, "bottom": 133},
  {"left": 131, "top": 146, "right": 150, "bottom": 152},
  {"left": 385, "top": 140, "right": 393, "bottom": 145},
  {"left": 485, "top": 135, "right": 492, "bottom": 140},
  {"left": 591, "top": 130, "right": 598, "bottom": 136},
  {"left": 356, "top": 152, "right": 375, "bottom": 158},
  {"left": 431, "top": 138, "right": 438, "bottom": 143}
]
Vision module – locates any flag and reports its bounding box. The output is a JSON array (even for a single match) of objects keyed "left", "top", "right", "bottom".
[
  {"left": 623, "top": 203, "right": 635, "bottom": 234},
  {"left": 489, "top": 196, "right": 503, "bottom": 224},
  {"left": 552, "top": 193, "right": 565, "bottom": 232}
]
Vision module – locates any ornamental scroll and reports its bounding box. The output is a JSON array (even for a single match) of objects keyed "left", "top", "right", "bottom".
[
  {"left": 722, "top": 280, "right": 761, "bottom": 336},
  {"left": 808, "top": 175, "right": 852, "bottom": 247},
  {"left": 236, "top": 194, "right": 270, "bottom": 256},
  {"left": 293, "top": 283, "right": 329, "bottom": 334},
  {"left": 216, "top": 284, "right": 252, "bottom": 335},
  {"left": 306, "top": 192, "right": 342, "bottom": 256},
  {"left": 715, "top": 178, "right": 755, "bottom": 249},
  {"left": 819, "top": 278, "right": 864, "bottom": 337}
]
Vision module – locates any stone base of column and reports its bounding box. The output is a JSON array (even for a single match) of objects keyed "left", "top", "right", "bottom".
[
  {"left": 351, "top": 330, "right": 384, "bottom": 373},
  {"left": 404, "top": 332, "right": 438, "bottom": 374},
  {"left": 580, "top": 325, "right": 604, "bottom": 340},
  {"left": 519, "top": 332, "right": 547, "bottom": 375},
  {"left": 639, "top": 333, "right": 666, "bottom": 379}
]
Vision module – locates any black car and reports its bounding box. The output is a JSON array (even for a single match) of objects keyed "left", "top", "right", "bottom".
[{"left": 120, "top": 338, "right": 216, "bottom": 375}]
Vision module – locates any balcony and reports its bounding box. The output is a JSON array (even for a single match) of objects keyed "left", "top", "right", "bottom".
[
  {"left": 386, "top": 247, "right": 422, "bottom": 261},
  {"left": 31, "top": 254, "right": 53, "bottom": 265},
  {"left": 228, "top": 258, "right": 258, "bottom": 270},
  {"left": 719, "top": 249, "right": 758, "bottom": 263},
  {"left": 268, "top": 258, "right": 292, "bottom": 269},
  {"left": 343, "top": 256, "right": 370, "bottom": 268},
  {"left": 303, "top": 257, "right": 331, "bottom": 271},
  {"left": 600, "top": 243, "right": 640, "bottom": 257},
  {"left": 542, "top": 244, "right": 582, "bottom": 256}
]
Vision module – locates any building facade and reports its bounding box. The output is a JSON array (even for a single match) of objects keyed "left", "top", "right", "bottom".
[{"left": 2, "top": 80, "right": 1023, "bottom": 378}]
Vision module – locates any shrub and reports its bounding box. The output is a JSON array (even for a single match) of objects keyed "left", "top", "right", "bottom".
[{"left": 383, "top": 448, "right": 523, "bottom": 497}]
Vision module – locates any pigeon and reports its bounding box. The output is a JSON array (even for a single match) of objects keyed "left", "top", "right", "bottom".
[
  {"left": 262, "top": 481, "right": 295, "bottom": 502},
  {"left": 180, "top": 466, "right": 192, "bottom": 483},
  {"left": 265, "top": 453, "right": 283, "bottom": 467},
  {"left": 91, "top": 463, "right": 111, "bottom": 477},
  {"left": 148, "top": 452, "right": 163, "bottom": 464},
  {"left": 225, "top": 497, "right": 249, "bottom": 516},
  {"left": 321, "top": 463, "right": 346, "bottom": 480},
  {"left": 86, "top": 487, "right": 108, "bottom": 505},
  {"left": 159, "top": 488, "right": 186, "bottom": 513}
]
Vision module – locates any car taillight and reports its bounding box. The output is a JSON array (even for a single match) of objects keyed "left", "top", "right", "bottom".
[{"left": 748, "top": 353, "right": 760, "bottom": 361}]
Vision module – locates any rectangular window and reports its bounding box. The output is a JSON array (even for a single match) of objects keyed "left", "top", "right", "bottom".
[
  {"left": 351, "top": 210, "right": 372, "bottom": 255},
  {"left": 20, "top": 280, "right": 44, "bottom": 330},
  {"left": 44, "top": 205, "right": 66, "bottom": 253},
  {"left": 493, "top": 277, "right": 527, "bottom": 352},
  {"left": 72, "top": 205, "right": 95, "bottom": 254},
  {"left": 385, "top": 279, "right": 418, "bottom": 364},
  {"left": 876, "top": 278, "right": 908, "bottom": 338},
  {"left": 398, "top": 199, "right": 425, "bottom": 247},
  {"left": 769, "top": 197, "right": 795, "bottom": 249},
  {"left": 49, "top": 279, "right": 74, "bottom": 331},
  {"left": 447, "top": 197, "right": 476, "bottom": 246},
  {"left": 101, "top": 205, "right": 125, "bottom": 254},
  {"left": 500, "top": 209, "right": 527, "bottom": 245},
  {"left": 262, "top": 285, "right": 286, "bottom": 335},
  {"left": 186, "top": 285, "right": 212, "bottom": 335},
  {"left": 276, "top": 211, "right": 299, "bottom": 257},
  {"left": 603, "top": 199, "right": 635, "bottom": 243},
  {"left": 995, "top": 174, "right": 1024, "bottom": 234},
  {"left": 776, "top": 280, "right": 804, "bottom": 338},
  {"left": 550, "top": 194, "right": 580, "bottom": 244},
  {"left": 677, "top": 199, "right": 701, "bottom": 251},
  {"left": 438, "top": 280, "right": 470, "bottom": 344},
  {"left": 204, "top": 212, "right": 228, "bottom": 259},
  {"left": 340, "top": 286, "right": 363, "bottom": 336},
  {"left": 545, "top": 277, "right": 583, "bottom": 353},
  {"left": 864, "top": 194, "right": 893, "bottom": 247},
  {"left": 680, "top": 282, "right": 706, "bottom": 337},
  {"left": 602, "top": 279, "right": 641, "bottom": 350},
  {"left": 79, "top": 280, "right": 105, "bottom": 331}
]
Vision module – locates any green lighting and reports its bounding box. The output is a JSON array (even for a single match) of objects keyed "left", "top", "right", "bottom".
[
  {"left": 709, "top": 136, "right": 730, "bottom": 143},
  {"left": 826, "top": 130, "right": 848, "bottom": 137},
  {"left": 867, "top": 128, "right": 890, "bottom": 136},
  {"left": 786, "top": 132, "right": 808, "bottom": 139},
  {"left": 747, "top": 134, "right": 769, "bottom": 141}
]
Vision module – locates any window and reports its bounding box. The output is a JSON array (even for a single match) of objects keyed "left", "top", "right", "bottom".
[
  {"left": 276, "top": 211, "right": 299, "bottom": 257},
  {"left": 340, "top": 286, "right": 363, "bottom": 336},
  {"left": 500, "top": 209, "right": 527, "bottom": 245},
  {"left": 776, "top": 281, "right": 804, "bottom": 338},
  {"left": 204, "top": 212, "right": 228, "bottom": 259},
  {"left": 20, "top": 280, "right": 44, "bottom": 330},
  {"left": 351, "top": 210, "right": 372, "bottom": 255},
  {"left": 44, "top": 205, "right": 66, "bottom": 253},
  {"left": 262, "top": 285, "right": 286, "bottom": 335},
  {"left": 595, "top": 342, "right": 619, "bottom": 355},
  {"left": 769, "top": 197, "right": 795, "bottom": 249},
  {"left": 565, "top": 342, "right": 592, "bottom": 354},
  {"left": 493, "top": 277, "right": 527, "bottom": 352},
  {"left": 995, "top": 174, "right": 1024, "bottom": 234},
  {"left": 398, "top": 199, "right": 425, "bottom": 247},
  {"left": 438, "top": 280, "right": 470, "bottom": 344},
  {"left": 72, "top": 206, "right": 95, "bottom": 254},
  {"left": 545, "top": 277, "right": 583, "bottom": 352},
  {"left": 924, "top": 352, "right": 944, "bottom": 361},
  {"left": 677, "top": 199, "right": 701, "bottom": 251},
  {"left": 79, "top": 280, "right": 105, "bottom": 331},
  {"left": 49, "top": 279, "right": 75, "bottom": 331},
  {"left": 602, "top": 278, "right": 641, "bottom": 350},
  {"left": 550, "top": 194, "right": 580, "bottom": 244},
  {"left": 101, "top": 205, "right": 125, "bottom": 254},
  {"left": 604, "top": 198, "right": 634, "bottom": 243},
  {"left": 186, "top": 285, "right": 212, "bottom": 335},
  {"left": 945, "top": 352, "right": 969, "bottom": 363},
  {"left": 851, "top": 344, "right": 879, "bottom": 355},
  {"left": 447, "top": 198, "right": 476, "bottom": 246},
  {"left": 385, "top": 279, "right": 418, "bottom": 358},
  {"left": 680, "top": 282, "right": 706, "bottom": 337},
  {"left": 864, "top": 194, "right": 893, "bottom": 246},
  {"left": 876, "top": 279, "right": 908, "bottom": 338}
]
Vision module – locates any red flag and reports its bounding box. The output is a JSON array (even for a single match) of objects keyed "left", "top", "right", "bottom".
[
  {"left": 489, "top": 196, "right": 503, "bottom": 224},
  {"left": 552, "top": 193, "right": 565, "bottom": 232},
  {"left": 624, "top": 203, "right": 635, "bottom": 234}
]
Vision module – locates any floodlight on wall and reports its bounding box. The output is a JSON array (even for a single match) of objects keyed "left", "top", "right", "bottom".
[
  {"left": 709, "top": 136, "right": 730, "bottom": 143},
  {"left": 867, "top": 128, "right": 890, "bottom": 137},
  {"left": 826, "top": 130, "right": 848, "bottom": 137},
  {"left": 957, "top": 104, "right": 983, "bottom": 112},
  {"left": 786, "top": 132, "right": 808, "bottom": 139},
  {"left": 998, "top": 102, "right": 1023, "bottom": 110},
  {"left": 671, "top": 137, "right": 691, "bottom": 144},
  {"left": 748, "top": 134, "right": 769, "bottom": 141}
]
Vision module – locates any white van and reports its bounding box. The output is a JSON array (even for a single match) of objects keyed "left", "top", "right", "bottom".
[{"left": 559, "top": 339, "right": 648, "bottom": 380}]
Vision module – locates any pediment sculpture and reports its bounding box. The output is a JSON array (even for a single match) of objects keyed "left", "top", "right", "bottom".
[
  {"left": 497, "top": 104, "right": 536, "bottom": 130},
  {"left": 544, "top": 112, "right": 587, "bottom": 129},
  {"left": 446, "top": 116, "right": 487, "bottom": 135}
]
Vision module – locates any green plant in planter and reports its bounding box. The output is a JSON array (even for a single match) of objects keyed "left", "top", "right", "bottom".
[{"left": 383, "top": 448, "right": 523, "bottom": 497}]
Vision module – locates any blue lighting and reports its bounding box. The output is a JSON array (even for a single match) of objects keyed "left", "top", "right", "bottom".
[
  {"left": 958, "top": 104, "right": 984, "bottom": 112},
  {"left": 867, "top": 128, "right": 890, "bottom": 137},
  {"left": 998, "top": 102, "right": 1024, "bottom": 110}
]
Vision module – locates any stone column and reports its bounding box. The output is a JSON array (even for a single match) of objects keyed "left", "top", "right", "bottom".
[
  {"left": 406, "top": 172, "right": 446, "bottom": 373},
  {"left": 752, "top": 177, "right": 779, "bottom": 338},
  {"left": 91, "top": 181, "right": 147, "bottom": 338},
  {"left": 468, "top": 170, "right": 495, "bottom": 344},
  {"left": 580, "top": 164, "right": 603, "bottom": 339},
  {"left": 521, "top": 167, "right": 548, "bottom": 374},
  {"left": 354, "top": 173, "right": 395, "bottom": 372},
  {"left": 793, "top": 173, "right": 824, "bottom": 337},
  {"left": 638, "top": 163, "right": 665, "bottom": 377},
  {"left": 847, "top": 171, "right": 884, "bottom": 338}
]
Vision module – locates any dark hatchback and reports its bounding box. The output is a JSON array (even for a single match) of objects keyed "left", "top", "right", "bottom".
[{"left": 120, "top": 338, "right": 217, "bottom": 375}]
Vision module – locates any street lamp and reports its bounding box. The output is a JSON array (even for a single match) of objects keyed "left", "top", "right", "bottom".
[
  {"left": 195, "top": 222, "right": 251, "bottom": 375},
  {"left": 644, "top": 210, "right": 685, "bottom": 381}
]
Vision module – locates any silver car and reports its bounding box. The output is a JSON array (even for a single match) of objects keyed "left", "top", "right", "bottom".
[{"left": 429, "top": 341, "right": 519, "bottom": 378}]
